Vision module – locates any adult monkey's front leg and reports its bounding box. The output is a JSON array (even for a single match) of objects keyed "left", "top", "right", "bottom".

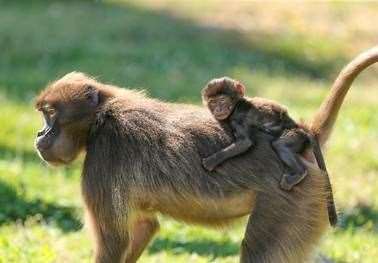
[
  {"left": 125, "top": 216, "right": 159, "bottom": 263},
  {"left": 85, "top": 204, "right": 131, "bottom": 263}
]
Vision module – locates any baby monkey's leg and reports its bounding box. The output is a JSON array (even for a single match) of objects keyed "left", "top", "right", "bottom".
[{"left": 272, "top": 130, "right": 309, "bottom": 191}]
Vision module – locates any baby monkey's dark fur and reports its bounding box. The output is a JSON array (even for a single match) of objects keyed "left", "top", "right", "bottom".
[{"left": 202, "top": 77, "right": 337, "bottom": 226}]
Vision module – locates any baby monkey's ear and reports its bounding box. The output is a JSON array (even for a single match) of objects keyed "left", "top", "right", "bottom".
[{"left": 234, "top": 81, "right": 246, "bottom": 97}]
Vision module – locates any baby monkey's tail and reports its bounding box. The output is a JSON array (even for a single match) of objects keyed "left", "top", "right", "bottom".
[{"left": 308, "top": 135, "right": 338, "bottom": 227}]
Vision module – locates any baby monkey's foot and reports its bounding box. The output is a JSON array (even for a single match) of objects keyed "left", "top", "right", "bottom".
[
  {"left": 280, "top": 174, "right": 294, "bottom": 191},
  {"left": 280, "top": 170, "right": 308, "bottom": 191},
  {"left": 202, "top": 157, "right": 218, "bottom": 171}
]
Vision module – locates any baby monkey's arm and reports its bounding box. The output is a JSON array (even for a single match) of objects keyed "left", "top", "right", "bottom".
[
  {"left": 202, "top": 121, "right": 254, "bottom": 171},
  {"left": 261, "top": 121, "right": 284, "bottom": 136}
]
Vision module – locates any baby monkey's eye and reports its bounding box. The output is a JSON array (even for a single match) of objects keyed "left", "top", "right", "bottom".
[{"left": 218, "top": 97, "right": 226, "bottom": 103}]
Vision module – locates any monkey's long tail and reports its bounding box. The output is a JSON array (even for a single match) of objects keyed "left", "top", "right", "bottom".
[{"left": 310, "top": 46, "right": 378, "bottom": 146}]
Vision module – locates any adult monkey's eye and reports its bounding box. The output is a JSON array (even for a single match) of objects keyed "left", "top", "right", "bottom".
[{"left": 43, "top": 106, "right": 56, "bottom": 118}]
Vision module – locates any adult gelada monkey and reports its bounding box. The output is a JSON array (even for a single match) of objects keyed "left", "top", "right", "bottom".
[{"left": 34, "top": 46, "right": 378, "bottom": 263}]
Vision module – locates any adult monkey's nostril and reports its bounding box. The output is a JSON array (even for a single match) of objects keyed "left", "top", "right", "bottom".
[{"left": 37, "top": 130, "right": 45, "bottom": 137}]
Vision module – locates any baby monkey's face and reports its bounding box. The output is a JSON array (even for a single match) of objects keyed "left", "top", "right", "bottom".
[
  {"left": 203, "top": 76, "right": 246, "bottom": 120},
  {"left": 207, "top": 95, "right": 235, "bottom": 120}
]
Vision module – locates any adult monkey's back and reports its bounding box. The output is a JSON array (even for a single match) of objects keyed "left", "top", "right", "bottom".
[{"left": 34, "top": 46, "right": 378, "bottom": 263}]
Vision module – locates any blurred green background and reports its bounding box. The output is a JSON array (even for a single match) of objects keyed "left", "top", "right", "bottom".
[{"left": 0, "top": 0, "right": 377, "bottom": 262}]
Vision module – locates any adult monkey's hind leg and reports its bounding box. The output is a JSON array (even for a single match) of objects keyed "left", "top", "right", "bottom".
[{"left": 240, "top": 163, "right": 329, "bottom": 263}]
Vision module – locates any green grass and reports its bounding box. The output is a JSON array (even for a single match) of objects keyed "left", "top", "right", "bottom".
[{"left": 0, "top": 1, "right": 377, "bottom": 262}]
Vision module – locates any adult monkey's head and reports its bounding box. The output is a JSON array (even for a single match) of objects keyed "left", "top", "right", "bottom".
[{"left": 35, "top": 72, "right": 104, "bottom": 166}]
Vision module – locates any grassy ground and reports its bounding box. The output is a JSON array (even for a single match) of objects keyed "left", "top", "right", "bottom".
[{"left": 0, "top": 0, "right": 377, "bottom": 262}]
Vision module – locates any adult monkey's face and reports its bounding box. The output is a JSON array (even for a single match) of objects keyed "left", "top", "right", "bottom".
[{"left": 34, "top": 72, "right": 100, "bottom": 166}]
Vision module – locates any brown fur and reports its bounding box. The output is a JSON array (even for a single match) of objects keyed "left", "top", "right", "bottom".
[
  {"left": 34, "top": 46, "right": 378, "bottom": 263},
  {"left": 202, "top": 76, "right": 244, "bottom": 102}
]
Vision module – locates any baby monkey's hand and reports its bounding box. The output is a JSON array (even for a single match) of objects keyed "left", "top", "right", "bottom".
[{"left": 202, "top": 156, "right": 218, "bottom": 171}]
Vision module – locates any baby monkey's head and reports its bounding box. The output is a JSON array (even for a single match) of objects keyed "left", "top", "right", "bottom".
[{"left": 202, "top": 77, "right": 246, "bottom": 120}]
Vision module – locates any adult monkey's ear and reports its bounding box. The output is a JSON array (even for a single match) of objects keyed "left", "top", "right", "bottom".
[
  {"left": 85, "top": 85, "right": 100, "bottom": 107},
  {"left": 235, "top": 81, "right": 246, "bottom": 97}
]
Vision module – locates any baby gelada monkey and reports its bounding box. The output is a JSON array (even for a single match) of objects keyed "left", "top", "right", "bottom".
[{"left": 202, "top": 77, "right": 312, "bottom": 190}]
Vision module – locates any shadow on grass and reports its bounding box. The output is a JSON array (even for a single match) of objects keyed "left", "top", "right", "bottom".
[
  {"left": 0, "top": 0, "right": 346, "bottom": 102},
  {"left": 148, "top": 237, "right": 239, "bottom": 258},
  {"left": 0, "top": 179, "right": 82, "bottom": 232},
  {"left": 338, "top": 203, "right": 378, "bottom": 232}
]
